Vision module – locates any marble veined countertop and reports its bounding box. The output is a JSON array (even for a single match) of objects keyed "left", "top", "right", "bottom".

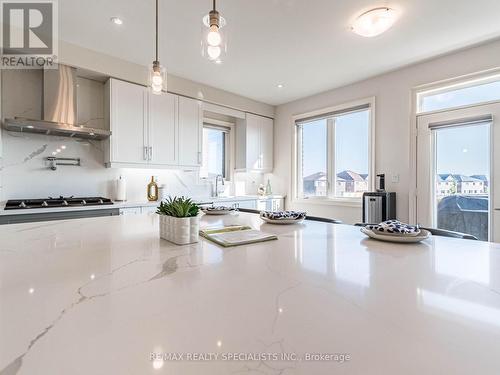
[
  {"left": 0, "top": 195, "right": 285, "bottom": 216},
  {"left": 1, "top": 213, "right": 500, "bottom": 374}
]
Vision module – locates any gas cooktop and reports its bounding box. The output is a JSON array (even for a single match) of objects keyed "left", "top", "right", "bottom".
[{"left": 4, "top": 196, "right": 114, "bottom": 210}]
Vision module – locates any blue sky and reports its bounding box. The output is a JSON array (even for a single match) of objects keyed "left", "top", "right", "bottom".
[
  {"left": 301, "top": 80, "right": 499, "bottom": 180},
  {"left": 301, "top": 110, "right": 369, "bottom": 177},
  {"left": 421, "top": 80, "right": 500, "bottom": 112},
  {"left": 436, "top": 123, "right": 489, "bottom": 176},
  {"left": 424, "top": 81, "right": 497, "bottom": 177}
]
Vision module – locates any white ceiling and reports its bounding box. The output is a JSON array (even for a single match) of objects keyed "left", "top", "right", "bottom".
[{"left": 59, "top": 0, "right": 500, "bottom": 105}]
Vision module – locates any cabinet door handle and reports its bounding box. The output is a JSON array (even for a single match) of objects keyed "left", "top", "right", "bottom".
[
  {"left": 149, "top": 146, "right": 153, "bottom": 161},
  {"left": 143, "top": 146, "right": 148, "bottom": 160}
]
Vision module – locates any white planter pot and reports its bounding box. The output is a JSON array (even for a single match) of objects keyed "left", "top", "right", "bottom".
[{"left": 159, "top": 214, "right": 199, "bottom": 245}]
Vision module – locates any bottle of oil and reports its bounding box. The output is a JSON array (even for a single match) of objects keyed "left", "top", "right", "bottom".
[{"left": 147, "top": 176, "right": 159, "bottom": 201}]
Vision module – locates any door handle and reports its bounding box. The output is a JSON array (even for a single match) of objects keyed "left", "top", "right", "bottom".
[
  {"left": 143, "top": 146, "right": 148, "bottom": 160},
  {"left": 149, "top": 146, "right": 153, "bottom": 161}
]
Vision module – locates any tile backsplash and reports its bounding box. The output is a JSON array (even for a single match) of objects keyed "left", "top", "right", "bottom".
[
  {"left": 0, "top": 130, "right": 264, "bottom": 202},
  {"left": 0, "top": 69, "right": 266, "bottom": 202}
]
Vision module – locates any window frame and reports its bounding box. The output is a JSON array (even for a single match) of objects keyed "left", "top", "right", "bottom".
[
  {"left": 416, "top": 70, "right": 500, "bottom": 115},
  {"left": 410, "top": 68, "right": 500, "bottom": 223},
  {"left": 291, "top": 97, "right": 376, "bottom": 206},
  {"left": 200, "top": 119, "right": 235, "bottom": 182}
]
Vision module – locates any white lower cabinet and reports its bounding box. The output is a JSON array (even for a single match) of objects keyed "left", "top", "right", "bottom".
[
  {"left": 271, "top": 199, "right": 283, "bottom": 211},
  {"left": 257, "top": 200, "right": 268, "bottom": 211},
  {"left": 141, "top": 206, "right": 158, "bottom": 214},
  {"left": 119, "top": 206, "right": 158, "bottom": 215},
  {"left": 238, "top": 200, "right": 258, "bottom": 209},
  {"left": 257, "top": 198, "right": 283, "bottom": 211},
  {"left": 118, "top": 198, "right": 283, "bottom": 216},
  {"left": 119, "top": 207, "right": 142, "bottom": 215}
]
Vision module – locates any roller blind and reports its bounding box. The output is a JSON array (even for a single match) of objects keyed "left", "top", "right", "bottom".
[
  {"left": 295, "top": 103, "right": 370, "bottom": 126},
  {"left": 428, "top": 114, "right": 493, "bottom": 130}
]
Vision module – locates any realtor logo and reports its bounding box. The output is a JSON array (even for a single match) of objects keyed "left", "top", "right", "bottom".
[{"left": 1, "top": 0, "right": 58, "bottom": 68}]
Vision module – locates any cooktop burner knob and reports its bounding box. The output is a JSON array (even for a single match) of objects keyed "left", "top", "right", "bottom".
[
  {"left": 41, "top": 201, "right": 48, "bottom": 207},
  {"left": 62, "top": 200, "right": 68, "bottom": 206},
  {"left": 19, "top": 201, "right": 27, "bottom": 208},
  {"left": 98, "top": 199, "right": 103, "bottom": 204},
  {"left": 81, "top": 200, "right": 86, "bottom": 205}
]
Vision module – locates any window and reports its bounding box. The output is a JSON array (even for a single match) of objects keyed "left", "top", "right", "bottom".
[
  {"left": 297, "top": 119, "right": 328, "bottom": 198},
  {"left": 295, "top": 100, "right": 373, "bottom": 200},
  {"left": 200, "top": 124, "right": 229, "bottom": 179},
  {"left": 417, "top": 75, "right": 500, "bottom": 113}
]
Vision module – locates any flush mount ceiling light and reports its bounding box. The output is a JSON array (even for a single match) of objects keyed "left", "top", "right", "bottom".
[
  {"left": 277, "top": 84, "right": 284, "bottom": 88},
  {"left": 351, "top": 7, "right": 398, "bottom": 37},
  {"left": 201, "top": 0, "right": 227, "bottom": 63},
  {"left": 149, "top": 0, "right": 166, "bottom": 95},
  {"left": 110, "top": 17, "right": 123, "bottom": 25}
]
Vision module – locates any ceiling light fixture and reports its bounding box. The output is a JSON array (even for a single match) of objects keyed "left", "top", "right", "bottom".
[
  {"left": 149, "top": 0, "right": 166, "bottom": 95},
  {"left": 110, "top": 17, "right": 123, "bottom": 25},
  {"left": 277, "top": 84, "right": 284, "bottom": 88},
  {"left": 201, "top": 0, "right": 227, "bottom": 63},
  {"left": 351, "top": 7, "right": 398, "bottom": 37}
]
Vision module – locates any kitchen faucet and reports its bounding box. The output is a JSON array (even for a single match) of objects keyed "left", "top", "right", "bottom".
[{"left": 214, "top": 174, "right": 224, "bottom": 198}]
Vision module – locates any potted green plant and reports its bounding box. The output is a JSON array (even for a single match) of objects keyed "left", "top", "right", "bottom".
[{"left": 157, "top": 196, "right": 200, "bottom": 244}]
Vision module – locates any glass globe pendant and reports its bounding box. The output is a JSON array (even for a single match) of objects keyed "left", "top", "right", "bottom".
[
  {"left": 201, "top": 0, "right": 227, "bottom": 63},
  {"left": 149, "top": 0, "right": 166, "bottom": 94}
]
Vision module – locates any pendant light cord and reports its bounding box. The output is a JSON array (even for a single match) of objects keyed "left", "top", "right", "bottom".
[
  {"left": 155, "top": 0, "right": 159, "bottom": 62},
  {"left": 213, "top": 0, "right": 216, "bottom": 11}
]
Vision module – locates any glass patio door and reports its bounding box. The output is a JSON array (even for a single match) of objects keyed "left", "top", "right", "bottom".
[{"left": 416, "top": 103, "right": 500, "bottom": 241}]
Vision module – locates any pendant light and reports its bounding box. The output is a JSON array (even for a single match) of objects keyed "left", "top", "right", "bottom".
[
  {"left": 149, "top": 0, "right": 166, "bottom": 94},
  {"left": 201, "top": 0, "right": 227, "bottom": 63}
]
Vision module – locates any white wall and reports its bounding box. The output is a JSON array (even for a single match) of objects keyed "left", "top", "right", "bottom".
[
  {"left": 60, "top": 41, "right": 274, "bottom": 118},
  {"left": 0, "top": 43, "right": 272, "bottom": 202},
  {"left": 272, "top": 39, "right": 500, "bottom": 224}
]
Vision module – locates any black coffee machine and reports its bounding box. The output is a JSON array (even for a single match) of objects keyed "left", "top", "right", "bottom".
[{"left": 362, "top": 174, "right": 396, "bottom": 223}]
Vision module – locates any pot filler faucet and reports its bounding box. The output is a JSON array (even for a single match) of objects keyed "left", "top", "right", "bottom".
[{"left": 46, "top": 157, "right": 81, "bottom": 171}]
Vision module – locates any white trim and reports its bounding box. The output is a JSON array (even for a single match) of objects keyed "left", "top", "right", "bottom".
[
  {"left": 290, "top": 96, "right": 376, "bottom": 206},
  {"left": 200, "top": 119, "right": 236, "bottom": 182},
  {"left": 291, "top": 198, "right": 362, "bottom": 208},
  {"left": 291, "top": 97, "right": 375, "bottom": 124},
  {"left": 413, "top": 67, "right": 500, "bottom": 94},
  {"left": 410, "top": 69, "right": 500, "bottom": 224},
  {"left": 413, "top": 104, "right": 497, "bottom": 241},
  {"left": 416, "top": 68, "right": 500, "bottom": 115},
  {"left": 202, "top": 117, "right": 234, "bottom": 128},
  {"left": 202, "top": 102, "right": 246, "bottom": 119}
]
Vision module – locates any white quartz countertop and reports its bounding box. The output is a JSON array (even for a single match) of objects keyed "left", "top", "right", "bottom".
[
  {"left": 0, "top": 195, "right": 285, "bottom": 216},
  {"left": 1, "top": 213, "right": 499, "bottom": 374}
]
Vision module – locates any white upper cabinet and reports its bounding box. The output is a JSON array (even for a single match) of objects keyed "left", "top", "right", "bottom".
[
  {"left": 105, "top": 79, "right": 147, "bottom": 164},
  {"left": 149, "top": 93, "right": 177, "bottom": 165},
  {"left": 245, "top": 114, "right": 261, "bottom": 170},
  {"left": 260, "top": 116, "right": 274, "bottom": 171},
  {"left": 178, "top": 96, "right": 202, "bottom": 167},
  {"left": 236, "top": 113, "right": 274, "bottom": 172},
  {"left": 105, "top": 79, "right": 201, "bottom": 169}
]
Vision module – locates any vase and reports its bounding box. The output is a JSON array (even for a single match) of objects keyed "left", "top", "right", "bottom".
[{"left": 159, "top": 214, "right": 199, "bottom": 245}]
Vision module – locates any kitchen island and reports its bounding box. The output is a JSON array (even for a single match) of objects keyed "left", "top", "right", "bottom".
[{"left": 1, "top": 213, "right": 500, "bottom": 374}]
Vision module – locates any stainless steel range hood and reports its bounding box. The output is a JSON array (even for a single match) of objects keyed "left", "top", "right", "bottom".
[{"left": 3, "top": 65, "right": 111, "bottom": 141}]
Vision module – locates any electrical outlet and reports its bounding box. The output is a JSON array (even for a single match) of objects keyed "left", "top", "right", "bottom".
[{"left": 391, "top": 174, "right": 400, "bottom": 183}]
